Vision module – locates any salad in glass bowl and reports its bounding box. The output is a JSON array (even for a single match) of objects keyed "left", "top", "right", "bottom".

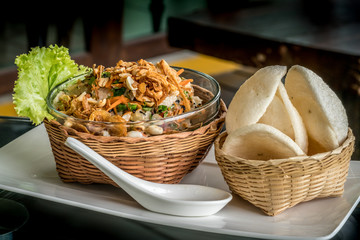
[{"left": 47, "top": 59, "right": 220, "bottom": 137}]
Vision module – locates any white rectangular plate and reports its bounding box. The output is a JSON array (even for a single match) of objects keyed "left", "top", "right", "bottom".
[{"left": 0, "top": 124, "right": 359, "bottom": 240}]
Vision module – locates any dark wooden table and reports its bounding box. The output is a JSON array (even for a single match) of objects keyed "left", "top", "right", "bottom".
[
  {"left": 167, "top": 0, "right": 360, "bottom": 159},
  {"left": 168, "top": 0, "right": 360, "bottom": 93}
]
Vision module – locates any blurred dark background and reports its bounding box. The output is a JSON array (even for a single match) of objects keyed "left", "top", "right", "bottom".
[{"left": 0, "top": 0, "right": 208, "bottom": 95}]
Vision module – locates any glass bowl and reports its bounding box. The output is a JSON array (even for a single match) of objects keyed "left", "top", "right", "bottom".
[{"left": 46, "top": 67, "right": 221, "bottom": 137}]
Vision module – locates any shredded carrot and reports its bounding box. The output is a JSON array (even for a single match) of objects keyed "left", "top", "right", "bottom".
[
  {"left": 176, "top": 107, "right": 184, "bottom": 115},
  {"left": 175, "top": 81, "right": 191, "bottom": 112},
  {"left": 179, "top": 79, "right": 193, "bottom": 86},
  {"left": 109, "top": 95, "right": 127, "bottom": 103},
  {"left": 105, "top": 78, "right": 113, "bottom": 88},
  {"left": 176, "top": 69, "right": 184, "bottom": 75},
  {"left": 106, "top": 95, "right": 129, "bottom": 111}
]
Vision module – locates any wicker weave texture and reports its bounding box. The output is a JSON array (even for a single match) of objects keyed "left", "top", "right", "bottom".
[
  {"left": 214, "top": 129, "right": 355, "bottom": 216},
  {"left": 45, "top": 100, "right": 226, "bottom": 186}
]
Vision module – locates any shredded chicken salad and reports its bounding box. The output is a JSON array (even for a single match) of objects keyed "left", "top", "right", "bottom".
[{"left": 52, "top": 59, "right": 203, "bottom": 137}]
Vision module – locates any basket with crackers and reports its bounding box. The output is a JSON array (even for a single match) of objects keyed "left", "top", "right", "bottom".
[{"left": 214, "top": 65, "right": 355, "bottom": 216}]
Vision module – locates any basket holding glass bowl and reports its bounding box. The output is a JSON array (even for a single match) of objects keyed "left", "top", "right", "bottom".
[
  {"left": 13, "top": 45, "right": 226, "bottom": 186},
  {"left": 214, "top": 65, "right": 355, "bottom": 216}
]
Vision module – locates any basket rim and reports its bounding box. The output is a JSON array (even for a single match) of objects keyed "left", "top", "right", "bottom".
[{"left": 215, "top": 128, "right": 355, "bottom": 167}]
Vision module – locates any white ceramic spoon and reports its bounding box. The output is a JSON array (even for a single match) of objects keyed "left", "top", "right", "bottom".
[{"left": 65, "top": 137, "right": 232, "bottom": 217}]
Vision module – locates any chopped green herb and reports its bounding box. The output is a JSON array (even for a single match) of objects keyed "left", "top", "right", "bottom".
[
  {"left": 128, "top": 103, "right": 138, "bottom": 111},
  {"left": 157, "top": 105, "right": 169, "bottom": 118},
  {"left": 102, "top": 71, "right": 110, "bottom": 78},
  {"left": 113, "top": 87, "right": 126, "bottom": 96},
  {"left": 142, "top": 106, "right": 152, "bottom": 112},
  {"left": 157, "top": 105, "right": 168, "bottom": 113},
  {"left": 116, "top": 103, "right": 127, "bottom": 112},
  {"left": 88, "top": 75, "right": 96, "bottom": 85},
  {"left": 184, "top": 90, "right": 192, "bottom": 100}
]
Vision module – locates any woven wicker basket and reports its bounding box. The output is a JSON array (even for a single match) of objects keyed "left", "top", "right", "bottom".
[
  {"left": 44, "top": 99, "right": 226, "bottom": 186},
  {"left": 214, "top": 129, "right": 355, "bottom": 216}
]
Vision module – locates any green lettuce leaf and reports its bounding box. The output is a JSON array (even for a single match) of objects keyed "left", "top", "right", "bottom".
[{"left": 13, "top": 45, "right": 89, "bottom": 125}]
